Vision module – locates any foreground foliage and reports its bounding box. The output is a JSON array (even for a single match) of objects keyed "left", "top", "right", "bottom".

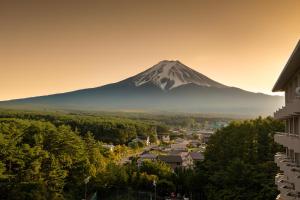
[
  {"left": 0, "top": 118, "right": 106, "bottom": 199},
  {"left": 196, "top": 117, "right": 284, "bottom": 200}
]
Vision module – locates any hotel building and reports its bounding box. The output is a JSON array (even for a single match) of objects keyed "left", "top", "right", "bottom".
[{"left": 273, "top": 41, "right": 300, "bottom": 200}]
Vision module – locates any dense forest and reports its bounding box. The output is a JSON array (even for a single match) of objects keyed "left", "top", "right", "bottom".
[
  {"left": 0, "top": 109, "right": 233, "bottom": 129},
  {"left": 0, "top": 110, "right": 162, "bottom": 144},
  {"left": 0, "top": 110, "right": 284, "bottom": 200}
]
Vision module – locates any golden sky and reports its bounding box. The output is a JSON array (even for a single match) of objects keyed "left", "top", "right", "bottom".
[{"left": 1, "top": 0, "right": 300, "bottom": 101}]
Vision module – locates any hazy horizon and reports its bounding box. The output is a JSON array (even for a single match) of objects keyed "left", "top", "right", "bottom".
[{"left": 1, "top": 0, "right": 300, "bottom": 100}]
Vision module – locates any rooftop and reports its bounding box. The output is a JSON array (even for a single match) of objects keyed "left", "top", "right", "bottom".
[
  {"left": 158, "top": 155, "right": 183, "bottom": 163},
  {"left": 140, "top": 153, "right": 157, "bottom": 159},
  {"left": 273, "top": 40, "right": 300, "bottom": 91},
  {"left": 189, "top": 152, "right": 204, "bottom": 160}
]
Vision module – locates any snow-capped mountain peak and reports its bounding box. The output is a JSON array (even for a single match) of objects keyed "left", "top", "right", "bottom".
[{"left": 133, "top": 60, "right": 227, "bottom": 90}]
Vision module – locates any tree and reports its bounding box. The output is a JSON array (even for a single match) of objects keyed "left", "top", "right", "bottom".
[
  {"left": 157, "top": 179, "right": 176, "bottom": 196},
  {"left": 139, "top": 160, "right": 173, "bottom": 180},
  {"left": 194, "top": 117, "right": 284, "bottom": 200}
]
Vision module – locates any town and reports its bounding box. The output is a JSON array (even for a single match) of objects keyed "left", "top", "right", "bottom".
[{"left": 119, "top": 128, "right": 218, "bottom": 170}]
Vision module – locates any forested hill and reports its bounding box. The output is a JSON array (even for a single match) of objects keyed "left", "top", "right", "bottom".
[{"left": 0, "top": 110, "right": 162, "bottom": 144}]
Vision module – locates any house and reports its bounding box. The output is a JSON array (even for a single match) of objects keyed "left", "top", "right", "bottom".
[
  {"left": 158, "top": 155, "right": 183, "bottom": 169},
  {"left": 273, "top": 41, "right": 300, "bottom": 200},
  {"left": 171, "top": 139, "right": 189, "bottom": 151},
  {"left": 170, "top": 143, "right": 188, "bottom": 151},
  {"left": 189, "top": 140, "right": 200, "bottom": 148},
  {"left": 196, "top": 130, "right": 214, "bottom": 143},
  {"left": 189, "top": 152, "right": 204, "bottom": 163},
  {"left": 137, "top": 153, "right": 158, "bottom": 167},
  {"left": 158, "top": 151, "right": 193, "bottom": 169},
  {"left": 174, "top": 138, "right": 186, "bottom": 143}
]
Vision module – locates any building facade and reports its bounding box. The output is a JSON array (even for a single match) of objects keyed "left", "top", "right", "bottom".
[{"left": 273, "top": 41, "right": 300, "bottom": 200}]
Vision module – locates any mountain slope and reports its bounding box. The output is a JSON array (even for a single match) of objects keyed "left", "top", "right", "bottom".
[{"left": 0, "top": 60, "right": 283, "bottom": 116}]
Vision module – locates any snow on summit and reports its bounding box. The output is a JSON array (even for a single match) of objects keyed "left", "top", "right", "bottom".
[{"left": 134, "top": 60, "right": 227, "bottom": 91}]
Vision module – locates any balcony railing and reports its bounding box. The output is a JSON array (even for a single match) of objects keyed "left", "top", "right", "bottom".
[
  {"left": 274, "top": 99, "right": 300, "bottom": 119},
  {"left": 276, "top": 173, "right": 286, "bottom": 183},
  {"left": 276, "top": 178, "right": 294, "bottom": 188},
  {"left": 282, "top": 191, "right": 300, "bottom": 200},
  {"left": 276, "top": 194, "right": 284, "bottom": 200},
  {"left": 275, "top": 152, "right": 292, "bottom": 171},
  {"left": 278, "top": 185, "right": 296, "bottom": 200},
  {"left": 274, "top": 132, "right": 300, "bottom": 153},
  {"left": 274, "top": 152, "right": 300, "bottom": 192}
]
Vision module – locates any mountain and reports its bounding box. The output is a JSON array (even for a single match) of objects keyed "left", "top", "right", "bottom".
[
  {"left": 0, "top": 60, "right": 283, "bottom": 116},
  {"left": 133, "top": 60, "right": 226, "bottom": 90}
]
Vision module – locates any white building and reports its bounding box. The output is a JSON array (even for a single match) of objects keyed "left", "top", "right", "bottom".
[{"left": 273, "top": 41, "right": 300, "bottom": 200}]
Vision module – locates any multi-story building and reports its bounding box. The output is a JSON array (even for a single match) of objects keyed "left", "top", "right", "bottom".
[{"left": 273, "top": 41, "right": 300, "bottom": 200}]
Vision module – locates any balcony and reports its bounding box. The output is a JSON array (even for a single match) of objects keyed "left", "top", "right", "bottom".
[
  {"left": 274, "top": 132, "right": 300, "bottom": 153},
  {"left": 274, "top": 153, "right": 300, "bottom": 192},
  {"left": 274, "top": 99, "right": 300, "bottom": 119},
  {"left": 276, "top": 175, "right": 293, "bottom": 189},
  {"left": 281, "top": 191, "right": 300, "bottom": 200},
  {"left": 279, "top": 185, "right": 296, "bottom": 200},
  {"left": 276, "top": 173, "right": 286, "bottom": 183},
  {"left": 276, "top": 194, "right": 284, "bottom": 200},
  {"left": 274, "top": 153, "right": 296, "bottom": 173},
  {"left": 275, "top": 152, "right": 289, "bottom": 169},
  {"left": 291, "top": 167, "right": 300, "bottom": 192}
]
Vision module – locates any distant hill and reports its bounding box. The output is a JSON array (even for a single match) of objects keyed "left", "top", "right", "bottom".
[{"left": 0, "top": 60, "right": 284, "bottom": 116}]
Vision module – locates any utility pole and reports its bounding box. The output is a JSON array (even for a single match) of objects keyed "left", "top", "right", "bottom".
[
  {"left": 85, "top": 183, "right": 87, "bottom": 200},
  {"left": 84, "top": 176, "right": 91, "bottom": 200},
  {"left": 153, "top": 180, "right": 157, "bottom": 200},
  {"left": 154, "top": 185, "right": 157, "bottom": 200}
]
